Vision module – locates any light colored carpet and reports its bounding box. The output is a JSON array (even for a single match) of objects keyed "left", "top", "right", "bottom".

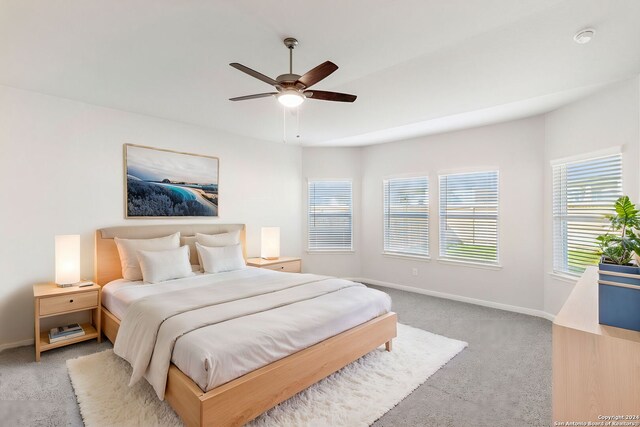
[{"left": 67, "top": 323, "right": 467, "bottom": 427}]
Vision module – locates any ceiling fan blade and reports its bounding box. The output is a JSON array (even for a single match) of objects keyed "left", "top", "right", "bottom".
[
  {"left": 304, "top": 90, "right": 357, "bottom": 103},
  {"left": 229, "top": 92, "right": 277, "bottom": 101},
  {"left": 229, "top": 63, "right": 279, "bottom": 86},
  {"left": 297, "top": 61, "right": 338, "bottom": 88}
]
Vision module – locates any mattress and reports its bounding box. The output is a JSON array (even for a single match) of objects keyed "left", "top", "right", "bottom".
[{"left": 104, "top": 267, "right": 392, "bottom": 397}]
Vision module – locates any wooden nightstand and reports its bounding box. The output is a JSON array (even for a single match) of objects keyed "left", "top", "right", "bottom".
[
  {"left": 246, "top": 257, "right": 302, "bottom": 273},
  {"left": 33, "top": 282, "right": 102, "bottom": 361}
]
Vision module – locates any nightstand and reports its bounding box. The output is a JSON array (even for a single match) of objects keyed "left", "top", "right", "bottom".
[
  {"left": 33, "top": 282, "right": 101, "bottom": 361},
  {"left": 246, "top": 257, "right": 302, "bottom": 273}
]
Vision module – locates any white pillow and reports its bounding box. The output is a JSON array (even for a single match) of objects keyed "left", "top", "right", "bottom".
[
  {"left": 136, "top": 245, "right": 194, "bottom": 284},
  {"left": 195, "top": 231, "right": 241, "bottom": 269},
  {"left": 195, "top": 230, "right": 241, "bottom": 247},
  {"left": 114, "top": 232, "right": 180, "bottom": 281},
  {"left": 196, "top": 243, "right": 245, "bottom": 274}
]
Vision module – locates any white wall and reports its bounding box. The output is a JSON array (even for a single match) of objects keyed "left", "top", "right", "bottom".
[
  {"left": 543, "top": 77, "right": 640, "bottom": 314},
  {"left": 301, "top": 147, "right": 362, "bottom": 277},
  {"left": 301, "top": 118, "right": 550, "bottom": 315},
  {"left": 0, "top": 85, "right": 302, "bottom": 348},
  {"left": 359, "top": 117, "right": 547, "bottom": 312}
]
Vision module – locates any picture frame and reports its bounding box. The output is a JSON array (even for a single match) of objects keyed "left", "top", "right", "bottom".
[{"left": 123, "top": 144, "right": 219, "bottom": 218}]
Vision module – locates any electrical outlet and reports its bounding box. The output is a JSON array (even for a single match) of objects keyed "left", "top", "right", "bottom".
[{"left": 412, "top": 268, "right": 418, "bottom": 276}]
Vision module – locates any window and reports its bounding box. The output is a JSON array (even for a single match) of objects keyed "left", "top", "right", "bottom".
[
  {"left": 308, "top": 180, "right": 353, "bottom": 251},
  {"left": 383, "top": 176, "right": 429, "bottom": 257},
  {"left": 552, "top": 153, "right": 622, "bottom": 276},
  {"left": 439, "top": 171, "right": 499, "bottom": 264}
]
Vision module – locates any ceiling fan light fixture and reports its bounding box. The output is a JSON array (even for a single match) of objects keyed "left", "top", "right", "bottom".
[
  {"left": 277, "top": 90, "right": 304, "bottom": 108},
  {"left": 229, "top": 37, "right": 356, "bottom": 107}
]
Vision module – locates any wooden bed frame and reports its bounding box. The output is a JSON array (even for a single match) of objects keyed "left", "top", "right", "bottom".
[{"left": 95, "top": 224, "right": 397, "bottom": 427}]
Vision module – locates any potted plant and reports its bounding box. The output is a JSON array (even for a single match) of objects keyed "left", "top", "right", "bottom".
[
  {"left": 597, "top": 195, "right": 640, "bottom": 332},
  {"left": 597, "top": 195, "right": 640, "bottom": 273}
]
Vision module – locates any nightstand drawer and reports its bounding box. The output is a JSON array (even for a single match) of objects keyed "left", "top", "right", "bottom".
[
  {"left": 40, "top": 291, "right": 98, "bottom": 316},
  {"left": 263, "top": 260, "right": 301, "bottom": 273}
]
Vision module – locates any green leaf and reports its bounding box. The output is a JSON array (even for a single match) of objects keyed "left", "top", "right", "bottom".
[
  {"left": 596, "top": 195, "right": 640, "bottom": 265},
  {"left": 611, "top": 196, "right": 640, "bottom": 232}
]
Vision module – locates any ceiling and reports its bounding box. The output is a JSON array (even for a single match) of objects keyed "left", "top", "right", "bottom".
[{"left": 2, "top": 0, "right": 640, "bottom": 146}]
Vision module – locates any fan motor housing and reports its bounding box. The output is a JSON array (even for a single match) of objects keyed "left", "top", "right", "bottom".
[{"left": 276, "top": 73, "right": 301, "bottom": 83}]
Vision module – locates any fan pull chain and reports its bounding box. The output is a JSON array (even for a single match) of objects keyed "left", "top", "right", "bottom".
[
  {"left": 283, "top": 107, "right": 287, "bottom": 143},
  {"left": 296, "top": 106, "right": 300, "bottom": 139}
]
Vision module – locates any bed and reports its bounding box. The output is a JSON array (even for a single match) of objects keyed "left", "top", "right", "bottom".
[{"left": 95, "top": 224, "right": 397, "bottom": 427}]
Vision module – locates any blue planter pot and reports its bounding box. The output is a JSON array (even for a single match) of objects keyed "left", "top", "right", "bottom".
[
  {"left": 598, "top": 259, "right": 640, "bottom": 275},
  {"left": 598, "top": 257, "right": 640, "bottom": 332}
]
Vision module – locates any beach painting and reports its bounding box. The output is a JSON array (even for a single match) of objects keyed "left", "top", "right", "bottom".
[{"left": 124, "top": 144, "right": 219, "bottom": 217}]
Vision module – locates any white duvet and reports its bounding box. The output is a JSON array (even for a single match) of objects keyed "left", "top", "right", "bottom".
[{"left": 111, "top": 268, "right": 391, "bottom": 399}]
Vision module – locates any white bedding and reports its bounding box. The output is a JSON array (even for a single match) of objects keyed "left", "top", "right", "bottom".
[
  {"left": 106, "top": 268, "right": 391, "bottom": 399},
  {"left": 102, "top": 271, "right": 210, "bottom": 319}
]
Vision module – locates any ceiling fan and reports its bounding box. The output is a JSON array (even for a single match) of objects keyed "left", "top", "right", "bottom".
[{"left": 229, "top": 37, "right": 357, "bottom": 108}]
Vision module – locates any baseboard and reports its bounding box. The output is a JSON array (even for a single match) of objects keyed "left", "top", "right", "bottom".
[
  {"left": 347, "top": 277, "right": 555, "bottom": 322},
  {"left": 0, "top": 337, "right": 34, "bottom": 353}
]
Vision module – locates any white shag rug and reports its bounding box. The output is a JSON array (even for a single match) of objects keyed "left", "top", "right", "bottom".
[{"left": 67, "top": 324, "right": 467, "bottom": 427}]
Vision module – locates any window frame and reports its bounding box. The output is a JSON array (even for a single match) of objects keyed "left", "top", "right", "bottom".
[
  {"left": 382, "top": 174, "right": 430, "bottom": 260},
  {"left": 551, "top": 149, "right": 623, "bottom": 277},
  {"left": 438, "top": 169, "right": 501, "bottom": 267},
  {"left": 306, "top": 178, "right": 354, "bottom": 253}
]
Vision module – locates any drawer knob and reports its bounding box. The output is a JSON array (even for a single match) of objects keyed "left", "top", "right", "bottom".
[
  {"left": 280, "top": 266, "right": 284, "bottom": 269},
  {"left": 69, "top": 299, "right": 74, "bottom": 303}
]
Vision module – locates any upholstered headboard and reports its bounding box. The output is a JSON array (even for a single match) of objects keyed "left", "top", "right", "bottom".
[{"left": 94, "top": 224, "right": 246, "bottom": 286}]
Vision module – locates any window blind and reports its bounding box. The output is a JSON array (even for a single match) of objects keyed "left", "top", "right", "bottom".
[
  {"left": 308, "top": 180, "right": 353, "bottom": 251},
  {"left": 383, "top": 176, "right": 429, "bottom": 257},
  {"left": 552, "top": 154, "right": 622, "bottom": 275},
  {"left": 439, "top": 171, "right": 499, "bottom": 264}
]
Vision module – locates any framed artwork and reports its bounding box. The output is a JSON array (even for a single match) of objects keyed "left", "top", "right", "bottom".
[{"left": 124, "top": 144, "right": 219, "bottom": 218}]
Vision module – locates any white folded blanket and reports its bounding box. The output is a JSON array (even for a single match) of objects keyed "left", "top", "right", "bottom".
[{"left": 113, "top": 268, "right": 391, "bottom": 399}]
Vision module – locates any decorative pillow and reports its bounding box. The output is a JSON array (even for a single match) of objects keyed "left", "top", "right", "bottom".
[
  {"left": 136, "top": 246, "right": 194, "bottom": 284},
  {"left": 196, "top": 243, "right": 246, "bottom": 274},
  {"left": 114, "top": 232, "right": 180, "bottom": 281},
  {"left": 195, "top": 231, "right": 242, "bottom": 269},
  {"left": 180, "top": 235, "right": 199, "bottom": 266}
]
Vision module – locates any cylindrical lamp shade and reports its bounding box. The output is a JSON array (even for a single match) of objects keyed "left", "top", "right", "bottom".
[
  {"left": 55, "top": 235, "right": 81, "bottom": 285},
  {"left": 261, "top": 227, "right": 280, "bottom": 260}
]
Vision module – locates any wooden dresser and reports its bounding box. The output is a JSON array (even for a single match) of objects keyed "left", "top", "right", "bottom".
[{"left": 553, "top": 267, "right": 640, "bottom": 422}]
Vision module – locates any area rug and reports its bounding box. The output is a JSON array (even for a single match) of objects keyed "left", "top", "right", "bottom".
[{"left": 67, "top": 323, "right": 467, "bottom": 427}]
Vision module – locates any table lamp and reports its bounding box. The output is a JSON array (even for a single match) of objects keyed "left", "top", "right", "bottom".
[
  {"left": 55, "top": 235, "right": 81, "bottom": 287},
  {"left": 261, "top": 227, "right": 280, "bottom": 260}
]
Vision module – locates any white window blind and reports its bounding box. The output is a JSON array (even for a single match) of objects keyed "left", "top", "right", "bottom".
[
  {"left": 439, "top": 171, "right": 499, "bottom": 264},
  {"left": 308, "top": 180, "right": 353, "bottom": 251},
  {"left": 552, "top": 153, "right": 622, "bottom": 276},
  {"left": 383, "top": 176, "right": 429, "bottom": 257}
]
